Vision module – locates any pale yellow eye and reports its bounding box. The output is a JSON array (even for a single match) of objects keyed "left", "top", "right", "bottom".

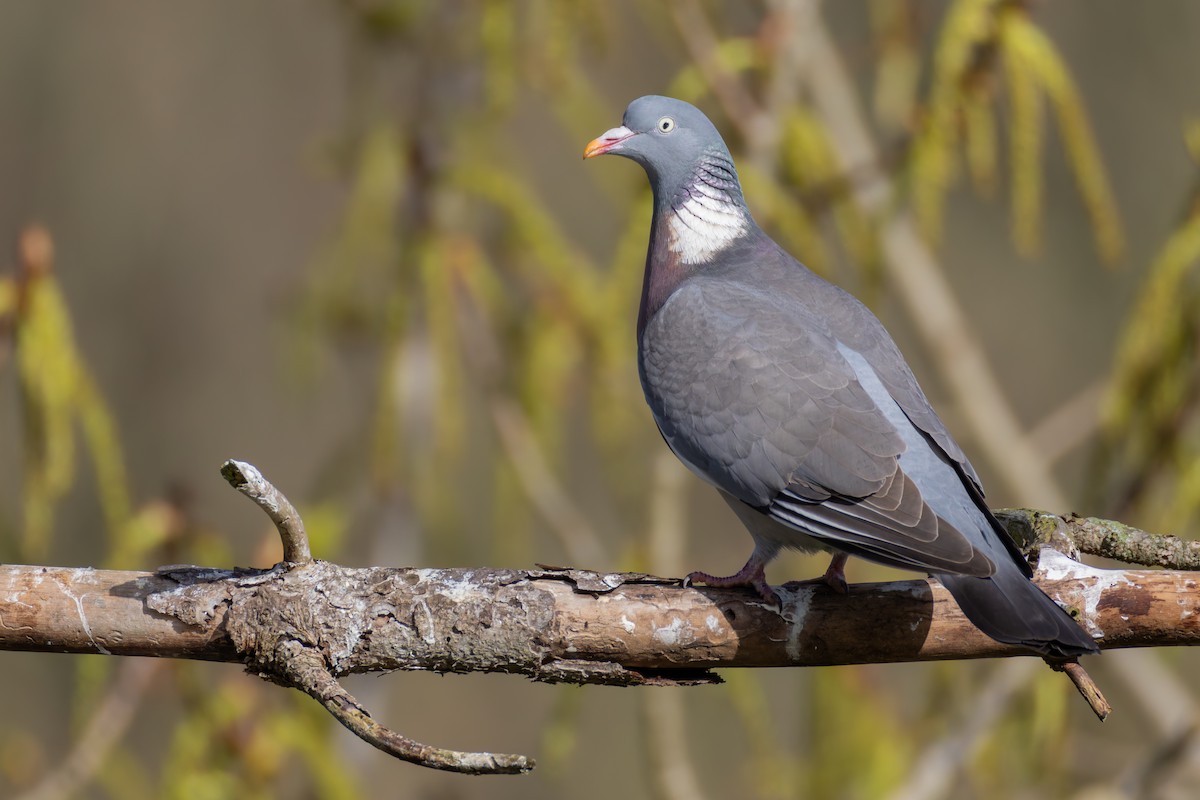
[{"left": 657, "top": 116, "right": 676, "bottom": 133}]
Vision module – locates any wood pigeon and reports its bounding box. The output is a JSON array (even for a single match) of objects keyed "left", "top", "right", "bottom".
[{"left": 584, "top": 95, "right": 1098, "bottom": 660}]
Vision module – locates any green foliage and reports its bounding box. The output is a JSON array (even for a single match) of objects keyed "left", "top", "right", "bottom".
[
  {"left": 999, "top": 7, "right": 1124, "bottom": 261},
  {"left": 1092, "top": 133, "right": 1200, "bottom": 529},
  {"left": 14, "top": 268, "right": 130, "bottom": 558},
  {"left": 910, "top": 0, "right": 1124, "bottom": 263},
  {"left": 807, "top": 668, "right": 912, "bottom": 799},
  {"left": 162, "top": 668, "right": 361, "bottom": 800},
  {"left": 722, "top": 671, "right": 801, "bottom": 797},
  {"left": 870, "top": 0, "right": 921, "bottom": 133},
  {"left": 910, "top": 0, "right": 995, "bottom": 246}
]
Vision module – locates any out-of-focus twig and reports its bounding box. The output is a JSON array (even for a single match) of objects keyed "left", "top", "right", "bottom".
[
  {"left": 642, "top": 690, "right": 708, "bottom": 800},
  {"left": 0, "top": 226, "right": 55, "bottom": 370},
  {"left": 489, "top": 398, "right": 607, "bottom": 567},
  {"left": 886, "top": 659, "right": 1041, "bottom": 800},
  {"left": 749, "top": 0, "right": 819, "bottom": 172},
  {"left": 452, "top": 282, "right": 608, "bottom": 568},
  {"left": 15, "top": 659, "right": 163, "bottom": 800},
  {"left": 1117, "top": 720, "right": 1199, "bottom": 798},
  {"left": 646, "top": 450, "right": 688, "bottom": 578},
  {"left": 1104, "top": 650, "right": 1200, "bottom": 790},
  {"left": 802, "top": 9, "right": 1068, "bottom": 511},
  {"left": 665, "top": 0, "right": 761, "bottom": 141},
  {"left": 1027, "top": 378, "right": 1106, "bottom": 465},
  {"left": 642, "top": 451, "right": 708, "bottom": 800}
]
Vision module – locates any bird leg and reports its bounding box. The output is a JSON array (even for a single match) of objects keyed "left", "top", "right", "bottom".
[
  {"left": 781, "top": 552, "right": 849, "bottom": 595},
  {"left": 684, "top": 551, "right": 779, "bottom": 606}
]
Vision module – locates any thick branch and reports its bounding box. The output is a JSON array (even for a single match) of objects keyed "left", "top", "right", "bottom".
[
  {"left": 1, "top": 553, "right": 1195, "bottom": 671},
  {"left": 3, "top": 508, "right": 1197, "bottom": 770}
]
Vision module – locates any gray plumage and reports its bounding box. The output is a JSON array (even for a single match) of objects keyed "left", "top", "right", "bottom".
[{"left": 585, "top": 95, "right": 1097, "bottom": 659}]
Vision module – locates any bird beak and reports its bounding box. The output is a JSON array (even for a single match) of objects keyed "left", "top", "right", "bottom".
[{"left": 584, "top": 126, "right": 635, "bottom": 159}]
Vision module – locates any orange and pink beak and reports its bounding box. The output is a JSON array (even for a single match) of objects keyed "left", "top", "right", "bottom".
[{"left": 583, "top": 125, "right": 636, "bottom": 159}]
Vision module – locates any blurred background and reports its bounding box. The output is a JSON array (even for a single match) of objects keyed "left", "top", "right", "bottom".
[{"left": 2, "top": 1, "right": 1199, "bottom": 798}]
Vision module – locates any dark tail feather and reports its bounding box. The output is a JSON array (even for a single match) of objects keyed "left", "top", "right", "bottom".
[{"left": 938, "top": 564, "right": 1099, "bottom": 660}]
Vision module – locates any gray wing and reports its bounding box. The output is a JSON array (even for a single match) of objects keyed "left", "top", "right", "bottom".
[
  {"left": 639, "top": 277, "right": 994, "bottom": 577},
  {"left": 804, "top": 275, "right": 985, "bottom": 493}
]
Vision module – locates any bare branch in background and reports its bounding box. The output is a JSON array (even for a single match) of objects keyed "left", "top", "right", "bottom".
[
  {"left": 489, "top": 399, "right": 608, "bottom": 568},
  {"left": 14, "top": 659, "right": 163, "bottom": 800},
  {"left": 643, "top": 451, "right": 708, "bottom": 800},
  {"left": 802, "top": 10, "right": 1069, "bottom": 511},
  {"left": 1026, "top": 379, "right": 1107, "bottom": 465},
  {"left": 887, "top": 659, "right": 1042, "bottom": 800},
  {"left": 666, "top": 0, "right": 762, "bottom": 141},
  {"left": 452, "top": 293, "right": 609, "bottom": 569}
]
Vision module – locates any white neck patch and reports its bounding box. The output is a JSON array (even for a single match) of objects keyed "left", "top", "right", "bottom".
[{"left": 666, "top": 181, "right": 747, "bottom": 265}]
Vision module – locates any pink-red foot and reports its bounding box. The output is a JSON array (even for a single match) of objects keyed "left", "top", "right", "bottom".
[
  {"left": 781, "top": 553, "right": 850, "bottom": 595},
  {"left": 684, "top": 564, "right": 780, "bottom": 606}
]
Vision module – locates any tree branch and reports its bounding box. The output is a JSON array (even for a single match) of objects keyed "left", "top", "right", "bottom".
[
  {"left": 3, "top": 463, "right": 1198, "bottom": 773},
  {"left": 221, "top": 459, "right": 312, "bottom": 564},
  {"left": 4, "top": 552, "right": 1186, "bottom": 664},
  {"left": 3, "top": 538, "right": 1196, "bottom": 762}
]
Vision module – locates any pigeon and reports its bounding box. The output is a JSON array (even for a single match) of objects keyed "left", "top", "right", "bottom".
[{"left": 584, "top": 95, "right": 1098, "bottom": 660}]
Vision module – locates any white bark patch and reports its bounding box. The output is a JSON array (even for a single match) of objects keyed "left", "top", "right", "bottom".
[
  {"left": 1177, "top": 575, "right": 1197, "bottom": 619},
  {"left": 53, "top": 571, "right": 111, "bottom": 655},
  {"left": 415, "top": 568, "right": 478, "bottom": 603},
  {"left": 782, "top": 584, "right": 816, "bottom": 660},
  {"left": 667, "top": 182, "right": 747, "bottom": 264},
  {"left": 1036, "top": 548, "right": 1132, "bottom": 639},
  {"left": 414, "top": 598, "right": 437, "bottom": 645},
  {"left": 652, "top": 616, "right": 693, "bottom": 646}
]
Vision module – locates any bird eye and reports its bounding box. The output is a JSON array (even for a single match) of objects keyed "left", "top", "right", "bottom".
[{"left": 657, "top": 117, "right": 676, "bottom": 133}]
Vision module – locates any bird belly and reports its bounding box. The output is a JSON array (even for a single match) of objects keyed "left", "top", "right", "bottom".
[{"left": 717, "top": 490, "right": 829, "bottom": 555}]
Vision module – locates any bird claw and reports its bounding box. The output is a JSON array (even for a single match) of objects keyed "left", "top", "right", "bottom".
[
  {"left": 781, "top": 553, "right": 850, "bottom": 595},
  {"left": 781, "top": 573, "right": 848, "bottom": 595},
  {"left": 684, "top": 569, "right": 781, "bottom": 608}
]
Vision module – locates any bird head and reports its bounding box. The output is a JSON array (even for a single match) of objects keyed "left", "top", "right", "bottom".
[
  {"left": 584, "top": 96, "right": 741, "bottom": 203},
  {"left": 585, "top": 96, "right": 751, "bottom": 265}
]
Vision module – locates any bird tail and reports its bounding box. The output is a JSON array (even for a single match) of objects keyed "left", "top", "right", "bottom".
[{"left": 937, "top": 563, "right": 1099, "bottom": 660}]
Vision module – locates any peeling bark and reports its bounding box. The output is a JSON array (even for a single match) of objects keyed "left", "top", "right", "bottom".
[
  {"left": 3, "top": 556, "right": 1197, "bottom": 681},
  {"left": 4, "top": 503, "right": 1198, "bottom": 772}
]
